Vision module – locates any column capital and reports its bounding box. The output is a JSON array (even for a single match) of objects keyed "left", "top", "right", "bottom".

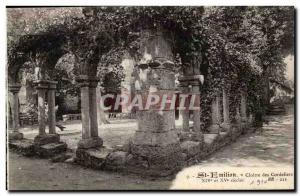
[
  {"left": 8, "top": 83, "right": 21, "bottom": 93},
  {"left": 178, "top": 74, "right": 204, "bottom": 86},
  {"left": 34, "top": 80, "right": 49, "bottom": 90},
  {"left": 76, "top": 75, "right": 99, "bottom": 88},
  {"left": 48, "top": 80, "right": 58, "bottom": 90}
]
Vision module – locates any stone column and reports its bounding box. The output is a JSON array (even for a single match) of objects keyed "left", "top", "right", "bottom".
[
  {"left": 33, "top": 80, "right": 60, "bottom": 145},
  {"left": 209, "top": 95, "right": 221, "bottom": 133},
  {"left": 76, "top": 75, "right": 102, "bottom": 149},
  {"left": 178, "top": 82, "right": 189, "bottom": 132},
  {"left": 190, "top": 79, "right": 203, "bottom": 141},
  {"left": 8, "top": 84, "right": 23, "bottom": 140},
  {"left": 241, "top": 92, "right": 247, "bottom": 123},
  {"left": 35, "top": 81, "right": 48, "bottom": 136},
  {"left": 47, "top": 81, "right": 57, "bottom": 134},
  {"left": 221, "top": 88, "right": 231, "bottom": 130},
  {"left": 89, "top": 78, "right": 100, "bottom": 138},
  {"left": 129, "top": 59, "right": 183, "bottom": 176}
]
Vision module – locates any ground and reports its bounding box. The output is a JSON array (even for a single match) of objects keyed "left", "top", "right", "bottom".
[{"left": 8, "top": 106, "right": 294, "bottom": 190}]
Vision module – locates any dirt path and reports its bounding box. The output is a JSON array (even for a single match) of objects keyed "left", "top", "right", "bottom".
[
  {"left": 8, "top": 106, "right": 294, "bottom": 190},
  {"left": 8, "top": 152, "right": 171, "bottom": 190}
]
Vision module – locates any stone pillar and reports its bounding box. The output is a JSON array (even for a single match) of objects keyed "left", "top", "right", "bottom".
[
  {"left": 35, "top": 81, "right": 48, "bottom": 136},
  {"left": 129, "top": 59, "right": 183, "bottom": 176},
  {"left": 34, "top": 80, "right": 60, "bottom": 146},
  {"left": 89, "top": 78, "right": 99, "bottom": 137},
  {"left": 8, "top": 84, "right": 23, "bottom": 140},
  {"left": 76, "top": 75, "right": 102, "bottom": 149},
  {"left": 209, "top": 95, "right": 221, "bottom": 133},
  {"left": 178, "top": 75, "right": 203, "bottom": 141},
  {"left": 241, "top": 92, "right": 247, "bottom": 123},
  {"left": 190, "top": 80, "right": 203, "bottom": 142},
  {"left": 178, "top": 82, "right": 189, "bottom": 132},
  {"left": 221, "top": 88, "right": 231, "bottom": 130},
  {"left": 47, "top": 81, "right": 57, "bottom": 134}
]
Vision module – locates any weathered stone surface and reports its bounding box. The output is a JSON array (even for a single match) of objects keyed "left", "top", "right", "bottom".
[
  {"left": 220, "top": 123, "right": 231, "bottom": 131},
  {"left": 36, "top": 142, "right": 67, "bottom": 158},
  {"left": 51, "top": 152, "right": 73, "bottom": 162},
  {"left": 179, "top": 131, "right": 192, "bottom": 142},
  {"left": 34, "top": 134, "right": 60, "bottom": 146},
  {"left": 9, "top": 132, "right": 24, "bottom": 140},
  {"left": 130, "top": 143, "right": 181, "bottom": 159},
  {"left": 105, "top": 151, "right": 127, "bottom": 171},
  {"left": 218, "top": 131, "right": 232, "bottom": 147},
  {"left": 180, "top": 141, "right": 201, "bottom": 158},
  {"left": 203, "top": 133, "right": 219, "bottom": 153},
  {"left": 231, "top": 126, "right": 242, "bottom": 141},
  {"left": 77, "top": 137, "right": 103, "bottom": 149},
  {"left": 133, "top": 131, "right": 179, "bottom": 146},
  {"left": 9, "top": 139, "right": 35, "bottom": 156},
  {"left": 190, "top": 132, "right": 203, "bottom": 142},
  {"left": 75, "top": 147, "right": 111, "bottom": 169},
  {"left": 208, "top": 124, "right": 221, "bottom": 134},
  {"left": 136, "top": 111, "right": 175, "bottom": 133},
  {"left": 204, "top": 134, "right": 219, "bottom": 146},
  {"left": 126, "top": 152, "right": 183, "bottom": 177}
]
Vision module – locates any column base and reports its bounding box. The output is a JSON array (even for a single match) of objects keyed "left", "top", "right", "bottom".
[
  {"left": 220, "top": 123, "right": 231, "bottom": 131},
  {"left": 9, "top": 132, "right": 24, "bottom": 140},
  {"left": 208, "top": 124, "right": 221, "bottom": 133},
  {"left": 34, "top": 134, "right": 60, "bottom": 146},
  {"left": 77, "top": 137, "right": 103, "bottom": 149}
]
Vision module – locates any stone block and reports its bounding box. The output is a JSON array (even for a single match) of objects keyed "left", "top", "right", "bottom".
[
  {"left": 130, "top": 143, "right": 181, "bottom": 159},
  {"left": 125, "top": 152, "right": 183, "bottom": 177},
  {"left": 208, "top": 124, "right": 221, "bottom": 134},
  {"left": 105, "top": 151, "right": 127, "bottom": 171},
  {"left": 190, "top": 132, "right": 203, "bottom": 142},
  {"left": 231, "top": 126, "right": 241, "bottom": 141},
  {"left": 203, "top": 133, "right": 219, "bottom": 153},
  {"left": 9, "top": 139, "right": 35, "bottom": 156},
  {"left": 36, "top": 142, "right": 67, "bottom": 158},
  {"left": 220, "top": 123, "right": 231, "bottom": 131},
  {"left": 77, "top": 137, "right": 103, "bottom": 149},
  {"left": 132, "top": 131, "right": 179, "bottom": 146},
  {"left": 180, "top": 141, "right": 201, "bottom": 158},
  {"left": 51, "top": 153, "right": 73, "bottom": 163},
  {"left": 75, "top": 147, "right": 111, "bottom": 169},
  {"left": 34, "top": 134, "right": 60, "bottom": 146},
  {"left": 204, "top": 133, "right": 218, "bottom": 146},
  {"left": 179, "top": 131, "right": 192, "bottom": 142},
  {"left": 9, "top": 132, "right": 24, "bottom": 140}
]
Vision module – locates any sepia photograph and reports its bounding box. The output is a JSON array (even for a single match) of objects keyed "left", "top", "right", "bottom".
[{"left": 5, "top": 5, "right": 295, "bottom": 191}]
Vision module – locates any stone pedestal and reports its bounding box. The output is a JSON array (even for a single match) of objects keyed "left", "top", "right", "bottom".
[
  {"left": 8, "top": 84, "right": 23, "bottom": 140},
  {"left": 221, "top": 88, "right": 231, "bottom": 130},
  {"left": 76, "top": 75, "right": 103, "bottom": 149},
  {"left": 209, "top": 95, "right": 221, "bottom": 133}
]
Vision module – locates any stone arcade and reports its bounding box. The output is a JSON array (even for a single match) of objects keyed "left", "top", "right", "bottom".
[{"left": 8, "top": 24, "right": 255, "bottom": 178}]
